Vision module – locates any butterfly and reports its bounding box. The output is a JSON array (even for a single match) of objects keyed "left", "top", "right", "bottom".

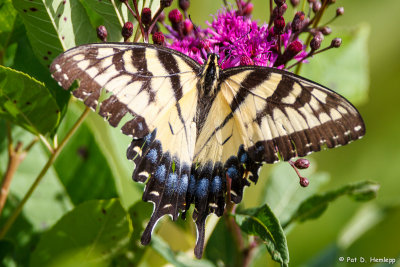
[{"left": 50, "top": 42, "right": 365, "bottom": 258}]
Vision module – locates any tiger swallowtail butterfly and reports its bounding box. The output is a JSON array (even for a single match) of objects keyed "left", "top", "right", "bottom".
[{"left": 50, "top": 42, "right": 365, "bottom": 258}]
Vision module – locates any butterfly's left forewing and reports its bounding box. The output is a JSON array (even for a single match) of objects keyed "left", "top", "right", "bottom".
[{"left": 51, "top": 43, "right": 201, "bottom": 247}]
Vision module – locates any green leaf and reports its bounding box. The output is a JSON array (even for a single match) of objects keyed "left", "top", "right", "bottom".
[
  {"left": 11, "top": 28, "right": 70, "bottom": 120},
  {"left": 151, "top": 235, "right": 216, "bottom": 267},
  {"left": 261, "top": 162, "right": 330, "bottom": 226},
  {"left": 300, "top": 24, "right": 370, "bottom": 105},
  {"left": 205, "top": 217, "right": 240, "bottom": 266},
  {"left": 285, "top": 181, "right": 379, "bottom": 227},
  {"left": 0, "top": 65, "right": 60, "bottom": 135},
  {"left": 0, "top": 0, "right": 18, "bottom": 66},
  {"left": 83, "top": 104, "right": 143, "bottom": 209},
  {"left": 235, "top": 204, "right": 289, "bottom": 267},
  {"left": 12, "top": 0, "right": 96, "bottom": 67},
  {"left": 30, "top": 199, "right": 132, "bottom": 267},
  {"left": 53, "top": 107, "right": 118, "bottom": 205}
]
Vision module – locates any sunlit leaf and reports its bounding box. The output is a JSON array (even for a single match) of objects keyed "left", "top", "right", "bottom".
[
  {"left": 235, "top": 204, "right": 289, "bottom": 267},
  {"left": 12, "top": 0, "right": 96, "bottom": 67},
  {"left": 30, "top": 199, "right": 132, "bottom": 267},
  {"left": 0, "top": 65, "right": 60, "bottom": 135}
]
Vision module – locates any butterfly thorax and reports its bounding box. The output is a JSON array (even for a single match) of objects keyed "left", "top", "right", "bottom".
[
  {"left": 196, "top": 54, "right": 221, "bottom": 131},
  {"left": 198, "top": 54, "right": 220, "bottom": 98}
]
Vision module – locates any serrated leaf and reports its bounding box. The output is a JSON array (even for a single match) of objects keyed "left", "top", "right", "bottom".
[
  {"left": 30, "top": 199, "right": 132, "bottom": 267},
  {"left": 235, "top": 204, "right": 289, "bottom": 267},
  {"left": 12, "top": 0, "right": 96, "bottom": 67},
  {"left": 300, "top": 24, "right": 370, "bottom": 105},
  {"left": 0, "top": 65, "right": 60, "bottom": 135},
  {"left": 285, "top": 181, "right": 379, "bottom": 227}
]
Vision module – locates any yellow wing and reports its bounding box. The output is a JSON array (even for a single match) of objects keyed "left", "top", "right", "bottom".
[{"left": 50, "top": 43, "right": 200, "bottom": 247}]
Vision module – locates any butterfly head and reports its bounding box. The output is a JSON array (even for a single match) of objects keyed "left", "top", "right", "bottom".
[{"left": 199, "top": 53, "right": 221, "bottom": 96}]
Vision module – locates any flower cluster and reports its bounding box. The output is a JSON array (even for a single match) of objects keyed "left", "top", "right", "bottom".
[
  {"left": 161, "top": 2, "right": 309, "bottom": 69},
  {"left": 99, "top": 0, "right": 344, "bottom": 72}
]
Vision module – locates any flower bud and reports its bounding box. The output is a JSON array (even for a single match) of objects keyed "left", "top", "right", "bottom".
[
  {"left": 274, "top": 40, "right": 303, "bottom": 66},
  {"left": 274, "top": 0, "right": 286, "bottom": 7},
  {"left": 291, "top": 11, "right": 305, "bottom": 32},
  {"left": 307, "top": 0, "right": 315, "bottom": 3},
  {"left": 96, "top": 25, "right": 107, "bottom": 42},
  {"left": 179, "top": 0, "right": 190, "bottom": 11},
  {"left": 152, "top": 31, "right": 165, "bottom": 45},
  {"left": 121, "top": 21, "right": 133, "bottom": 41},
  {"left": 161, "top": 0, "right": 173, "bottom": 7},
  {"left": 294, "top": 158, "right": 310, "bottom": 169},
  {"left": 300, "top": 177, "right": 309, "bottom": 187},
  {"left": 243, "top": 2, "right": 254, "bottom": 16},
  {"left": 273, "top": 16, "right": 285, "bottom": 35},
  {"left": 290, "top": 0, "right": 299, "bottom": 7},
  {"left": 336, "top": 7, "right": 344, "bottom": 16},
  {"left": 331, "top": 38, "right": 342, "bottom": 48},
  {"left": 183, "top": 19, "right": 193, "bottom": 35},
  {"left": 310, "top": 31, "right": 323, "bottom": 50},
  {"left": 240, "top": 55, "right": 254, "bottom": 66},
  {"left": 169, "top": 9, "right": 183, "bottom": 31},
  {"left": 312, "top": 1, "right": 321, "bottom": 13},
  {"left": 321, "top": 26, "right": 332, "bottom": 35},
  {"left": 141, "top": 7, "right": 152, "bottom": 27}
]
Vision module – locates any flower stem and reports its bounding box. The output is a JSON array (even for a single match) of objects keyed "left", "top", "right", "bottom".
[
  {"left": 0, "top": 107, "right": 90, "bottom": 238},
  {"left": 0, "top": 123, "right": 25, "bottom": 216},
  {"left": 295, "top": 0, "right": 329, "bottom": 74}
]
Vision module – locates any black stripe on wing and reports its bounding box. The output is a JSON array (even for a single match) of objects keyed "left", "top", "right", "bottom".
[{"left": 221, "top": 66, "right": 365, "bottom": 163}]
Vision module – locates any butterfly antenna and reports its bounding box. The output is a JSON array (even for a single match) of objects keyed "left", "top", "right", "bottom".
[{"left": 189, "top": 15, "right": 201, "bottom": 36}]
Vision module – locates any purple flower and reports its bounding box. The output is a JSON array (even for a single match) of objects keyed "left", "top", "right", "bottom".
[{"left": 163, "top": 7, "right": 307, "bottom": 69}]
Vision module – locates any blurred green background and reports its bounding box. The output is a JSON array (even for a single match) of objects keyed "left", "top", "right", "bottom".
[{"left": 185, "top": 0, "right": 400, "bottom": 266}]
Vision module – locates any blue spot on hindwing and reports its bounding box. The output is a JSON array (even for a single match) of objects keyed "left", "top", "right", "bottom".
[
  {"left": 211, "top": 176, "right": 222, "bottom": 193},
  {"left": 240, "top": 153, "right": 248, "bottom": 163},
  {"left": 178, "top": 174, "right": 188, "bottom": 195},
  {"left": 146, "top": 149, "right": 158, "bottom": 164},
  {"left": 189, "top": 175, "right": 196, "bottom": 195},
  {"left": 196, "top": 178, "right": 209, "bottom": 199},
  {"left": 227, "top": 167, "right": 239, "bottom": 179},
  {"left": 165, "top": 173, "right": 178, "bottom": 195},
  {"left": 155, "top": 165, "right": 166, "bottom": 182}
]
